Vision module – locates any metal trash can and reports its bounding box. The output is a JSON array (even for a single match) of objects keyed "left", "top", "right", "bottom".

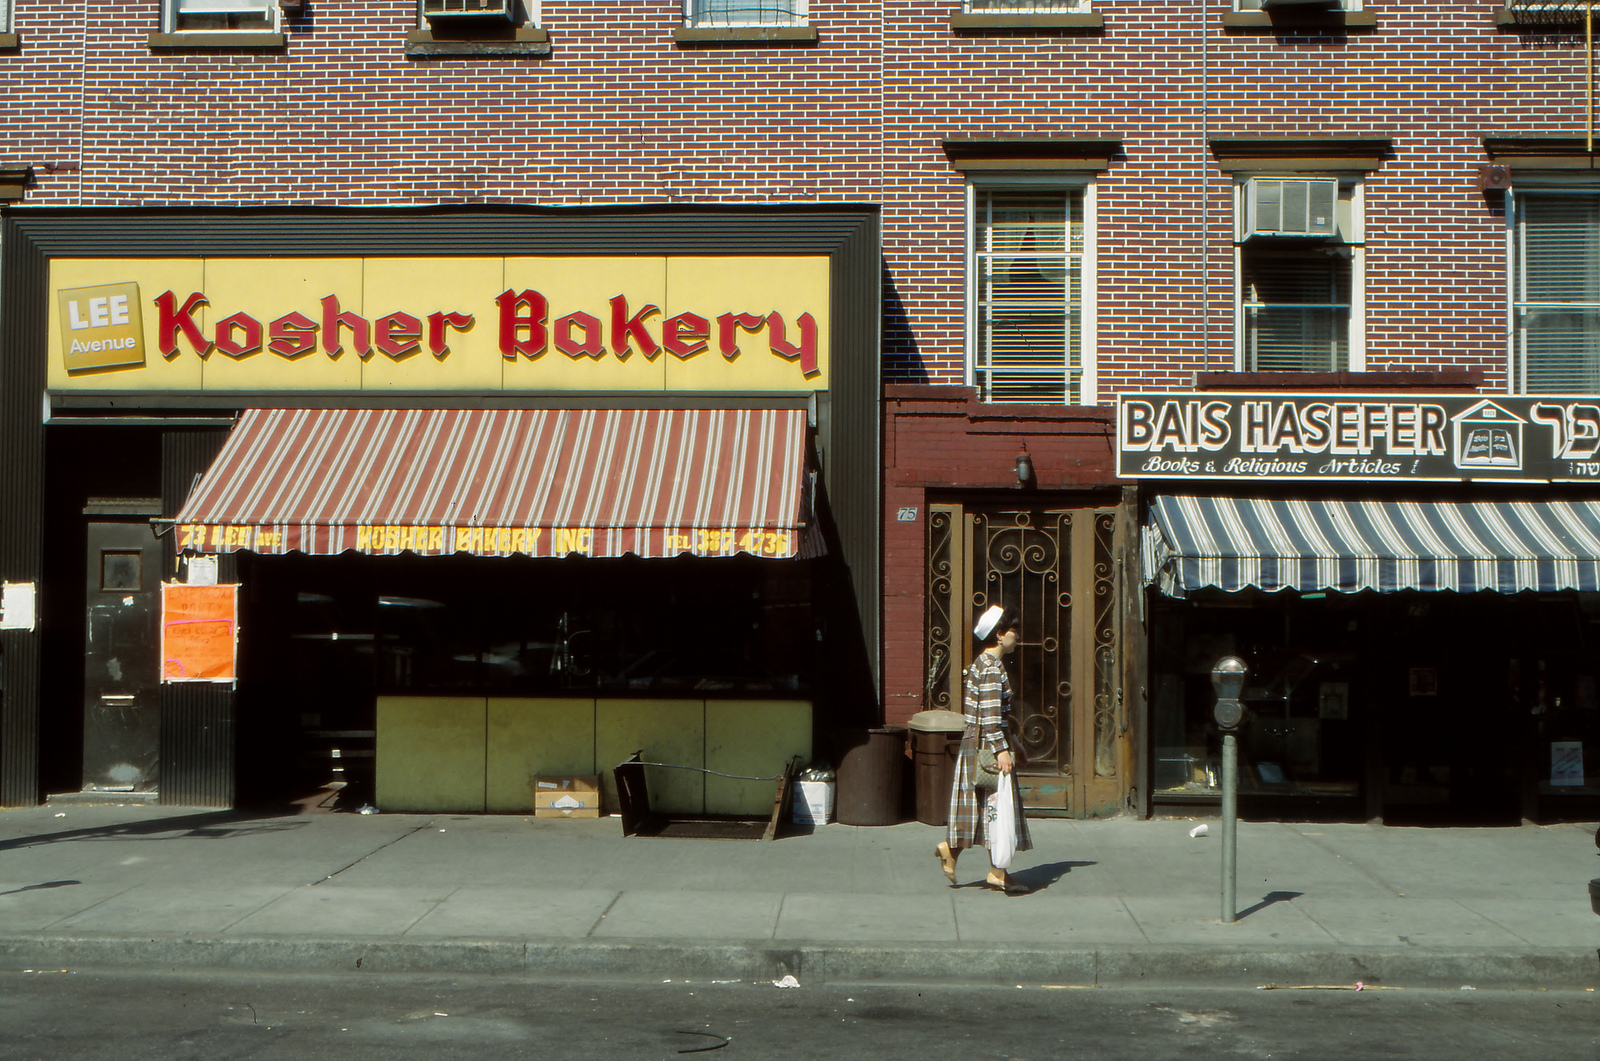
[
  {"left": 834, "top": 726, "right": 907, "bottom": 826},
  {"left": 907, "top": 710, "right": 965, "bottom": 826}
]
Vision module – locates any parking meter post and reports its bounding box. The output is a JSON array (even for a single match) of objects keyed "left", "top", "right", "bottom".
[
  {"left": 1222, "top": 733, "right": 1238, "bottom": 924},
  {"left": 1210, "top": 656, "right": 1248, "bottom": 926}
]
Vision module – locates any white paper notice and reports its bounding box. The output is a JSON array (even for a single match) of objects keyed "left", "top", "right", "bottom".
[
  {"left": 1551, "top": 741, "right": 1586, "bottom": 787},
  {"left": 187, "top": 556, "right": 219, "bottom": 586},
  {"left": 0, "top": 582, "right": 36, "bottom": 631}
]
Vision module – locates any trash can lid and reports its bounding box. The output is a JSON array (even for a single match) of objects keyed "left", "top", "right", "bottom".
[{"left": 908, "top": 709, "right": 966, "bottom": 732}]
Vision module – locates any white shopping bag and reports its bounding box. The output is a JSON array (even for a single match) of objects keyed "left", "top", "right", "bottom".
[{"left": 987, "top": 772, "right": 1017, "bottom": 870}]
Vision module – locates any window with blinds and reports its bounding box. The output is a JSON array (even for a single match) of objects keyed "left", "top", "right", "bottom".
[
  {"left": 971, "top": 189, "right": 1084, "bottom": 404},
  {"left": 167, "top": 0, "right": 277, "bottom": 31},
  {"left": 1236, "top": 0, "right": 1359, "bottom": 9},
  {"left": 963, "top": 0, "right": 1087, "bottom": 12},
  {"left": 1240, "top": 246, "right": 1351, "bottom": 372},
  {"left": 685, "top": 0, "right": 806, "bottom": 25},
  {"left": 1514, "top": 193, "right": 1600, "bottom": 394}
]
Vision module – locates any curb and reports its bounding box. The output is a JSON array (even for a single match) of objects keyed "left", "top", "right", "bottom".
[{"left": 1, "top": 935, "right": 1596, "bottom": 989}]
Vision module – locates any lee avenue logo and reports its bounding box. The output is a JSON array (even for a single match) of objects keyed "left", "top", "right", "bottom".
[{"left": 58, "top": 282, "right": 146, "bottom": 374}]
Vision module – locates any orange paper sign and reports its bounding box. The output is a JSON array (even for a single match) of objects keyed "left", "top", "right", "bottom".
[{"left": 161, "top": 583, "right": 237, "bottom": 682}]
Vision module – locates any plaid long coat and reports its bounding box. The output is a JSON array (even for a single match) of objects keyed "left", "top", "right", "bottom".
[{"left": 946, "top": 650, "right": 1034, "bottom": 854}]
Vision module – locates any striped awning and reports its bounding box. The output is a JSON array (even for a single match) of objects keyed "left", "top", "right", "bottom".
[
  {"left": 175, "top": 407, "right": 819, "bottom": 560},
  {"left": 1143, "top": 495, "right": 1600, "bottom": 597}
]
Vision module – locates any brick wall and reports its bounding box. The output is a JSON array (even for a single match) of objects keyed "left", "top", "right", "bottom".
[
  {"left": 4, "top": 1, "right": 1581, "bottom": 395},
  {"left": 3, "top": 0, "right": 1579, "bottom": 722},
  {"left": 880, "top": 384, "right": 1118, "bottom": 723}
]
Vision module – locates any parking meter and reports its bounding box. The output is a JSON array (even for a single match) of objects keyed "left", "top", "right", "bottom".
[
  {"left": 1210, "top": 656, "right": 1248, "bottom": 732},
  {"left": 1211, "top": 656, "right": 1248, "bottom": 923}
]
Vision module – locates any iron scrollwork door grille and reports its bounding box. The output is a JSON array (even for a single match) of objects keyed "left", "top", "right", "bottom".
[
  {"left": 969, "top": 509, "right": 1071, "bottom": 776},
  {"left": 927, "top": 503, "right": 1124, "bottom": 816}
]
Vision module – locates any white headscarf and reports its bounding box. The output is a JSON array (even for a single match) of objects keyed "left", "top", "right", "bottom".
[{"left": 973, "top": 604, "right": 1005, "bottom": 641}]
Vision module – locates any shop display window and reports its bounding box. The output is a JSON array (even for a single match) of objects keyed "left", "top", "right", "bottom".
[
  {"left": 251, "top": 551, "right": 812, "bottom": 701},
  {"left": 240, "top": 552, "right": 814, "bottom": 798},
  {"left": 1152, "top": 588, "right": 1600, "bottom": 820},
  {"left": 1152, "top": 592, "right": 1363, "bottom": 803}
]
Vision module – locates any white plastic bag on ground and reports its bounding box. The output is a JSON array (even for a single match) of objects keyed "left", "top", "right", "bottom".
[{"left": 987, "top": 773, "right": 1017, "bottom": 869}]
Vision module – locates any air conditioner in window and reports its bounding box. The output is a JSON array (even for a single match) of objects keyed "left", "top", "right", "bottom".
[
  {"left": 423, "top": 0, "right": 514, "bottom": 20},
  {"left": 1243, "top": 177, "right": 1339, "bottom": 239}
]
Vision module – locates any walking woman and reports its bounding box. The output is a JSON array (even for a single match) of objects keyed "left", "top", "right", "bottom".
[{"left": 935, "top": 603, "right": 1033, "bottom": 894}]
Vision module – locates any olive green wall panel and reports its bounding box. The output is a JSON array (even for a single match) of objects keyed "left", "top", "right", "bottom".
[
  {"left": 375, "top": 696, "right": 487, "bottom": 813},
  {"left": 705, "top": 700, "right": 813, "bottom": 816},
  {"left": 485, "top": 697, "right": 596, "bottom": 813},
  {"left": 595, "top": 699, "right": 704, "bottom": 815}
]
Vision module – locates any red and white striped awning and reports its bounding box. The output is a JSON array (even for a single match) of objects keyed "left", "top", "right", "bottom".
[{"left": 174, "top": 407, "right": 820, "bottom": 560}]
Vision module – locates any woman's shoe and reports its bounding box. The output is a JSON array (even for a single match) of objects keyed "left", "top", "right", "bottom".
[
  {"left": 935, "top": 841, "right": 958, "bottom": 884},
  {"left": 985, "top": 870, "right": 1029, "bottom": 895}
]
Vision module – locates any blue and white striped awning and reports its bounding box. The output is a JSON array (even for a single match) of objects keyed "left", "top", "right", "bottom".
[{"left": 1143, "top": 496, "right": 1600, "bottom": 597}]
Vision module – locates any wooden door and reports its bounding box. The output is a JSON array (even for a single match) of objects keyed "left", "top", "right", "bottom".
[{"left": 926, "top": 503, "right": 1131, "bottom": 816}]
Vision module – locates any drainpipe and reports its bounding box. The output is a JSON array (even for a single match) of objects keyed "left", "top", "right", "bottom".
[{"left": 1201, "top": 1, "right": 1210, "bottom": 371}]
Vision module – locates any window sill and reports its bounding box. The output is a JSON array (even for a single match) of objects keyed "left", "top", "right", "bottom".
[
  {"left": 1222, "top": 11, "right": 1376, "bottom": 30},
  {"left": 1194, "top": 370, "right": 1485, "bottom": 392},
  {"left": 950, "top": 12, "right": 1104, "bottom": 31},
  {"left": 147, "top": 31, "right": 286, "bottom": 48},
  {"left": 0, "top": 33, "right": 18, "bottom": 50},
  {"left": 674, "top": 25, "right": 818, "bottom": 44},
  {"left": 405, "top": 26, "right": 550, "bottom": 57}
]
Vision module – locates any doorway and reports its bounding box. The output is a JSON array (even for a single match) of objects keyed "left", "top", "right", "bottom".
[
  {"left": 925, "top": 503, "right": 1133, "bottom": 816},
  {"left": 82, "top": 518, "right": 163, "bottom": 793}
]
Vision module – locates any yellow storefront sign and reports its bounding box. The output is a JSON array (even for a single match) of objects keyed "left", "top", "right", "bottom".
[{"left": 47, "top": 256, "right": 831, "bottom": 394}]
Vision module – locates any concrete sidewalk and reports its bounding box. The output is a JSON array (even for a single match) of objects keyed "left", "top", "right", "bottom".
[{"left": 1, "top": 801, "right": 1597, "bottom": 988}]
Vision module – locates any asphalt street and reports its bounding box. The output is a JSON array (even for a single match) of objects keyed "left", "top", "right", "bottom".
[{"left": 0, "top": 970, "right": 1595, "bottom": 1061}]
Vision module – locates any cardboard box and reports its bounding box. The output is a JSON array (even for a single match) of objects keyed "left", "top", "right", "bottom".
[
  {"left": 791, "top": 779, "right": 834, "bottom": 825},
  {"left": 532, "top": 774, "right": 603, "bottom": 818}
]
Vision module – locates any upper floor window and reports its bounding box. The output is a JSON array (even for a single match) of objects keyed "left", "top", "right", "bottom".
[
  {"left": 962, "top": 0, "right": 1088, "bottom": 12},
  {"left": 1512, "top": 191, "right": 1600, "bottom": 394},
  {"left": 968, "top": 185, "right": 1094, "bottom": 404},
  {"left": 684, "top": 0, "right": 806, "bottom": 27},
  {"left": 164, "top": 0, "right": 280, "bottom": 33},
  {"left": 1235, "top": 0, "right": 1360, "bottom": 9},
  {"left": 1235, "top": 176, "right": 1363, "bottom": 373}
]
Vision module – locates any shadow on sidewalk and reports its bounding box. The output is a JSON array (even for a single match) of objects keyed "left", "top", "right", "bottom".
[
  {"left": 0, "top": 810, "right": 307, "bottom": 853},
  {"left": 1235, "top": 890, "right": 1303, "bottom": 919},
  {"left": 954, "top": 860, "right": 1097, "bottom": 895}
]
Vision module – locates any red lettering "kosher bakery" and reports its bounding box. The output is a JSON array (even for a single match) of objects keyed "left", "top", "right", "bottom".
[{"left": 153, "top": 288, "right": 819, "bottom": 378}]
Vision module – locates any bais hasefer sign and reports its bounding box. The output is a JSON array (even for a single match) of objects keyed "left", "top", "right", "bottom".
[{"left": 1117, "top": 393, "right": 1600, "bottom": 483}]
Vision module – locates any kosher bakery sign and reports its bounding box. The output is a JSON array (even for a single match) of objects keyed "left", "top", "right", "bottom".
[
  {"left": 1117, "top": 393, "right": 1600, "bottom": 483},
  {"left": 47, "top": 255, "right": 830, "bottom": 394}
]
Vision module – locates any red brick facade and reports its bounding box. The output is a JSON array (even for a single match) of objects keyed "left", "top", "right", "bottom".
[
  {"left": 3, "top": 5, "right": 1583, "bottom": 392},
  {"left": 882, "top": 385, "right": 1119, "bottom": 724},
  {"left": 2, "top": 0, "right": 1583, "bottom": 728}
]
